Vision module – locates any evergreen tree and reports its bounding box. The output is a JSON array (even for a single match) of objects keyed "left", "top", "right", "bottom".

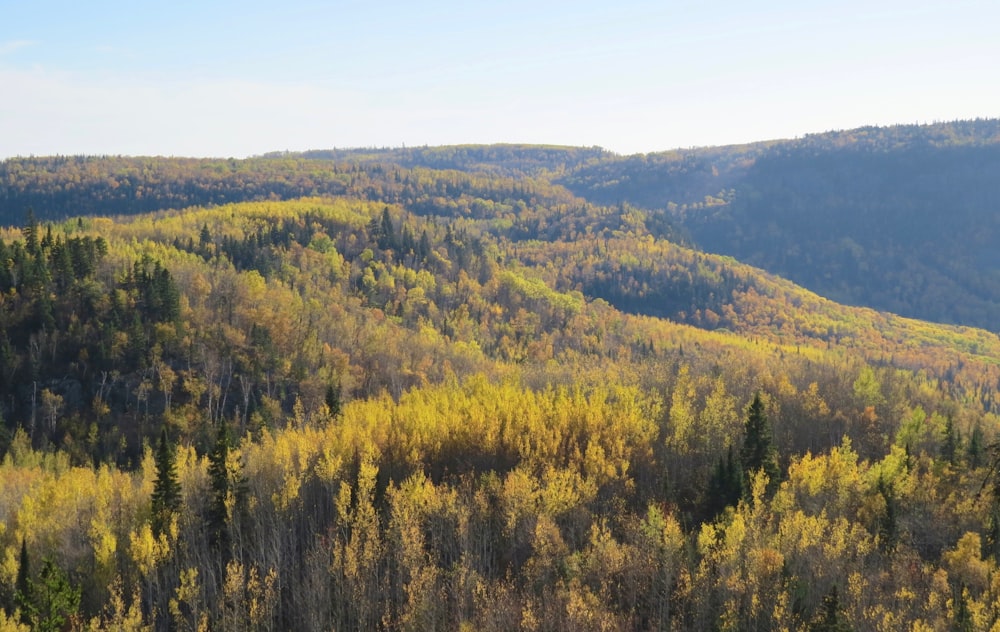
[
  {"left": 151, "top": 427, "right": 181, "bottom": 537},
  {"left": 968, "top": 424, "right": 984, "bottom": 469},
  {"left": 207, "top": 420, "right": 247, "bottom": 559},
  {"left": 28, "top": 558, "right": 81, "bottom": 632},
  {"left": 207, "top": 420, "right": 232, "bottom": 554},
  {"left": 876, "top": 476, "right": 898, "bottom": 553},
  {"left": 15, "top": 538, "right": 30, "bottom": 625},
  {"left": 325, "top": 379, "right": 342, "bottom": 418},
  {"left": 706, "top": 444, "right": 744, "bottom": 518},
  {"left": 740, "top": 393, "right": 779, "bottom": 492},
  {"left": 941, "top": 416, "right": 958, "bottom": 465},
  {"left": 986, "top": 472, "right": 1000, "bottom": 563},
  {"left": 199, "top": 223, "right": 212, "bottom": 252},
  {"left": 22, "top": 209, "right": 40, "bottom": 257},
  {"left": 377, "top": 207, "right": 396, "bottom": 250},
  {"left": 418, "top": 230, "right": 432, "bottom": 262}
]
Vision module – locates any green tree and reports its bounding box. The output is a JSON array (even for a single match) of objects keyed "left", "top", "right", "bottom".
[
  {"left": 23, "top": 558, "right": 81, "bottom": 632},
  {"left": 325, "top": 380, "right": 342, "bottom": 418},
  {"left": 706, "top": 445, "right": 744, "bottom": 518},
  {"left": 852, "top": 366, "right": 884, "bottom": 409},
  {"left": 967, "top": 424, "right": 984, "bottom": 468},
  {"left": 207, "top": 421, "right": 233, "bottom": 554},
  {"left": 876, "top": 476, "right": 898, "bottom": 553},
  {"left": 151, "top": 427, "right": 182, "bottom": 537},
  {"left": 199, "top": 223, "right": 212, "bottom": 251},
  {"left": 207, "top": 421, "right": 247, "bottom": 559},
  {"left": 14, "top": 538, "right": 30, "bottom": 625},
  {"left": 22, "top": 209, "right": 40, "bottom": 257},
  {"left": 940, "top": 416, "right": 958, "bottom": 465},
  {"left": 740, "top": 393, "right": 779, "bottom": 493}
]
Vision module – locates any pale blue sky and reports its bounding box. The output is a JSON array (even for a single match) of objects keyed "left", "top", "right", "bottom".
[{"left": 1, "top": 0, "right": 997, "bottom": 157}]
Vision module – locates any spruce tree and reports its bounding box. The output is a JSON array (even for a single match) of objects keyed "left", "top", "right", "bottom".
[
  {"left": 740, "top": 393, "right": 779, "bottom": 492},
  {"left": 325, "top": 380, "right": 342, "bottom": 418},
  {"left": 941, "top": 416, "right": 958, "bottom": 465},
  {"left": 378, "top": 207, "right": 396, "bottom": 250},
  {"left": 876, "top": 477, "right": 898, "bottom": 553},
  {"left": 207, "top": 420, "right": 232, "bottom": 554},
  {"left": 706, "top": 444, "right": 745, "bottom": 518},
  {"left": 151, "top": 427, "right": 181, "bottom": 537},
  {"left": 31, "top": 558, "right": 81, "bottom": 632},
  {"left": 968, "top": 424, "right": 984, "bottom": 469},
  {"left": 15, "top": 538, "right": 30, "bottom": 625},
  {"left": 207, "top": 420, "right": 247, "bottom": 559},
  {"left": 22, "top": 209, "right": 40, "bottom": 257}
]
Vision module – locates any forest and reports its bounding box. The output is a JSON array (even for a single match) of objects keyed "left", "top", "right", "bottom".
[
  {"left": 7, "top": 120, "right": 1000, "bottom": 332},
  {"left": 2, "top": 123, "right": 1000, "bottom": 629}
]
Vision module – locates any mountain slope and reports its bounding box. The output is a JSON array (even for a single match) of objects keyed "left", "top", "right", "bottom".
[
  {"left": 5, "top": 120, "right": 1000, "bottom": 332},
  {"left": 559, "top": 119, "right": 1000, "bottom": 330},
  {"left": 1, "top": 159, "right": 1000, "bottom": 630}
]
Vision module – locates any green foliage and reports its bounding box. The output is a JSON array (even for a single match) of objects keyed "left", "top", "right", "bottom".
[
  {"left": 706, "top": 445, "right": 744, "bottom": 518},
  {"left": 150, "top": 428, "right": 181, "bottom": 537},
  {"left": 207, "top": 421, "right": 234, "bottom": 554},
  {"left": 14, "top": 538, "right": 30, "bottom": 625},
  {"left": 19, "top": 558, "right": 81, "bottom": 632},
  {"left": 741, "top": 393, "right": 779, "bottom": 493}
]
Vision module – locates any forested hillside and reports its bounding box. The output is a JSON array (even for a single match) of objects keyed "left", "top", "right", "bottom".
[
  {"left": 8, "top": 120, "right": 1000, "bottom": 332},
  {"left": 3, "top": 132, "right": 1000, "bottom": 629},
  {"left": 560, "top": 119, "right": 1000, "bottom": 330}
]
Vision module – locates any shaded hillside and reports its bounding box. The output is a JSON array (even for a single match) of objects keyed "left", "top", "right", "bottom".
[{"left": 559, "top": 119, "right": 1000, "bottom": 331}]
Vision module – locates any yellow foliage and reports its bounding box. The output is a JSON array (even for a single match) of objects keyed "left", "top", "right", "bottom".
[
  {"left": 0, "top": 609, "right": 29, "bottom": 632},
  {"left": 129, "top": 523, "right": 170, "bottom": 577},
  {"left": 943, "top": 532, "right": 992, "bottom": 594}
]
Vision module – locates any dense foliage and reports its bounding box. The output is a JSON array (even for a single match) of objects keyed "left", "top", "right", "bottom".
[
  {"left": 8, "top": 120, "right": 1000, "bottom": 332},
  {"left": 2, "top": 131, "right": 1000, "bottom": 629},
  {"left": 560, "top": 119, "right": 1000, "bottom": 331}
]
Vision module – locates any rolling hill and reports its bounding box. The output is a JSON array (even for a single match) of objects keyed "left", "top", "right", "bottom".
[{"left": 1, "top": 124, "right": 1000, "bottom": 630}]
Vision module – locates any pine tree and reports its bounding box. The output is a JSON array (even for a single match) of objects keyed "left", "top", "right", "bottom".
[
  {"left": 325, "top": 380, "right": 342, "bottom": 418},
  {"left": 15, "top": 538, "right": 30, "bottom": 625},
  {"left": 418, "top": 230, "right": 432, "bottom": 263},
  {"left": 207, "top": 420, "right": 247, "bottom": 559},
  {"left": 30, "top": 558, "right": 81, "bottom": 632},
  {"left": 941, "top": 416, "right": 958, "bottom": 465},
  {"left": 378, "top": 207, "right": 396, "bottom": 250},
  {"left": 199, "top": 223, "right": 212, "bottom": 252},
  {"left": 740, "top": 393, "right": 779, "bottom": 492},
  {"left": 151, "top": 427, "right": 181, "bottom": 537},
  {"left": 968, "top": 424, "right": 984, "bottom": 468},
  {"left": 22, "top": 209, "right": 40, "bottom": 257},
  {"left": 876, "top": 476, "right": 898, "bottom": 553},
  {"left": 207, "top": 420, "right": 232, "bottom": 554},
  {"left": 706, "top": 444, "right": 744, "bottom": 518}
]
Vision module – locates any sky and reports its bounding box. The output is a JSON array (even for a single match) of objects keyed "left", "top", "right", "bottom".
[{"left": 1, "top": 0, "right": 998, "bottom": 158}]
